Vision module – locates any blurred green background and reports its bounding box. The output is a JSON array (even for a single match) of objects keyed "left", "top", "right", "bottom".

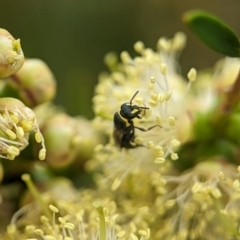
[{"left": 0, "top": 0, "right": 239, "bottom": 118}]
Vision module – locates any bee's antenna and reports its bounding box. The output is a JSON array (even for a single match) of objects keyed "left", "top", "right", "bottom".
[{"left": 130, "top": 91, "right": 139, "bottom": 106}]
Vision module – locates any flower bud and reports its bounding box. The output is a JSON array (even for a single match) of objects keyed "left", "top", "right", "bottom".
[
  {"left": 0, "top": 28, "right": 24, "bottom": 78},
  {"left": 40, "top": 114, "right": 78, "bottom": 168},
  {"left": 9, "top": 58, "right": 56, "bottom": 107},
  {"left": 0, "top": 97, "right": 45, "bottom": 160}
]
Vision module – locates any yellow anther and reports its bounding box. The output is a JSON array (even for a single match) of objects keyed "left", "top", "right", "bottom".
[
  {"left": 154, "top": 158, "right": 165, "bottom": 164},
  {"left": 171, "top": 139, "right": 180, "bottom": 148},
  {"left": 151, "top": 93, "right": 158, "bottom": 101},
  {"left": 64, "top": 223, "right": 75, "bottom": 230},
  {"left": 58, "top": 217, "right": 66, "bottom": 224},
  {"left": 168, "top": 116, "right": 176, "bottom": 126},
  {"left": 160, "top": 63, "right": 167, "bottom": 75},
  {"left": 10, "top": 114, "right": 19, "bottom": 124},
  {"left": 117, "top": 231, "right": 126, "bottom": 237},
  {"left": 138, "top": 229, "right": 148, "bottom": 237},
  {"left": 134, "top": 41, "right": 145, "bottom": 53},
  {"left": 49, "top": 204, "right": 59, "bottom": 213},
  {"left": 35, "top": 229, "right": 44, "bottom": 236},
  {"left": 35, "top": 131, "right": 42, "bottom": 143},
  {"left": 148, "top": 99, "right": 158, "bottom": 107},
  {"left": 120, "top": 51, "right": 131, "bottom": 63},
  {"left": 211, "top": 188, "right": 222, "bottom": 199},
  {"left": 165, "top": 199, "right": 175, "bottom": 208},
  {"left": 233, "top": 179, "right": 240, "bottom": 188},
  {"left": 7, "top": 146, "right": 19, "bottom": 156},
  {"left": 130, "top": 233, "right": 138, "bottom": 240},
  {"left": 156, "top": 114, "right": 162, "bottom": 124},
  {"left": 21, "top": 120, "right": 33, "bottom": 131},
  {"left": 39, "top": 148, "right": 46, "bottom": 161},
  {"left": 6, "top": 129, "right": 16, "bottom": 139},
  {"left": 157, "top": 93, "right": 165, "bottom": 103},
  {"left": 25, "top": 225, "right": 36, "bottom": 233},
  {"left": 111, "top": 178, "right": 121, "bottom": 191},
  {"left": 150, "top": 76, "right": 155, "bottom": 84},
  {"left": 192, "top": 182, "right": 202, "bottom": 193},
  {"left": 218, "top": 172, "right": 225, "bottom": 181},
  {"left": 40, "top": 215, "right": 49, "bottom": 224},
  {"left": 164, "top": 91, "right": 172, "bottom": 101},
  {"left": 17, "top": 127, "right": 24, "bottom": 139},
  {"left": 7, "top": 154, "right": 15, "bottom": 160},
  {"left": 171, "top": 153, "right": 178, "bottom": 160},
  {"left": 187, "top": 68, "right": 197, "bottom": 82},
  {"left": 147, "top": 141, "right": 154, "bottom": 148},
  {"left": 172, "top": 32, "right": 186, "bottom": 50}
]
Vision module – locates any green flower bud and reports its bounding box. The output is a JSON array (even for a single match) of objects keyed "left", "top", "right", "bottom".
[
  {"left": 0, "top": 28, "right": 24, "bottom": 78},
  {"left": 0, "top": 97, "right": 45, "bottom": 160},
  {"left": 41, "top": 114, "right": 78, "bottom": 168},
  {"left": 9, "top": 59, "right": 56, "bottom": 107}
]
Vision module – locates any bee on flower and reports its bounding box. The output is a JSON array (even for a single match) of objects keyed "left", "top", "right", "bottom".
[{"left": 90, "top": 32, "right": 197, "bottom": 190}]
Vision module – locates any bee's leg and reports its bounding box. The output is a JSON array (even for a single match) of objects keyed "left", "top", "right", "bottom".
[{"left": 134, "top": 125, "right": 162, "bottom": 132}]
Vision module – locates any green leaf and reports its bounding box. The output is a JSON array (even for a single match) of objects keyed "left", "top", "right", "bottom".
[{"left": 183, "top": 10, "right": 240, "bottom": 57}]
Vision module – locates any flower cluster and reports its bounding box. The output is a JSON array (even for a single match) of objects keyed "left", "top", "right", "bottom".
[{"left": 1, "top": 26, "right": 240, "bottom": 240}]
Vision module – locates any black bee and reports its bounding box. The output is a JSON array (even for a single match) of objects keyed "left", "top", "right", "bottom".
[{"left": 113, "top": 91, "right": 161, "bottom": 149}]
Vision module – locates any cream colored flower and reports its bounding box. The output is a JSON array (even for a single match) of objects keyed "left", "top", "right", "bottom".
[
  {"left": 90, "top": 32, "right": 195, "bottom": 189},
  {"left": 0, "top": 98, "right": 45, "bottom": 160},
  {"left": 154, "top": 159, "right": 240, "bottom": 239},
  {"left": 3, "top": 174, "right": 151, "bottom": 240}
]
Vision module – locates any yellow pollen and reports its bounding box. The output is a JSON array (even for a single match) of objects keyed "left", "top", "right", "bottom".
[
  {"left": 39, "top": 148, "right": 46, "bottom": 161},
  {"left": 35, "top": 131, "right": 42, "bottom": 143},
  {"left": 120, "top": 51, "right": 131, "bottom": 63},
  {"left": 157, "top": 93, "right": 165, "bottom": 103},
  {"left": 233, "top": 179, "right": 240, "bottom": 188},
  {"left": 187, "top": 68, "right": 197, "bottom": 82},
  {"left": 10, "top": 114, "right": 19, "bottom": 124},
  {"left": 147, "top": 141, "right": 154, "bottom": 148},
  {"left": 16, "top": 127, "right": 24, "bottom": 139},
  {"left": 21, "top": 120, "right": 33, "bottom": 131},
  {"left": 64, "top": 223, "right": 75, "bottom": 230},
  {"left": 168, "top": 116, "right": 176, "bottom": 126},
  {"left": 7, "top": 154, "right": 15, "bottom": 160},
  {"left": 6, "top": 129, "right": 16, "bottom": 139},
  {"left": 171, "top": 139, "right": 180, "bottom": 148},
  {"left": 58, "top": 217, "right": 66, "bottom": 224},
  {"left": 211, "top": 188, "right": 222, "bottom": 199},
  {"left": 164, "top": 91, "right": 172, "bottom": 101},
  {"left": 49, "top": 204, "right": 59, "bottom": 213},
  {"left": 40, "top": 215, "right": 49, "bottom": 224},
  {"left": 151, "top": 93, "right": 158, "bottom": 101},
  {"left": 134, "top": 41, "right": 145, "bottom": 53},
  {"left": 192, "top": 182, "right": 202, "bottom": 193},
  {"left": 165, "top": 199, "right": 175, "bottom": 208},
  {"left": 160, "top": 63, "right": 167, "bottom": 75},
  {"left": 7, "top": 146, "right": 19, "bottom": 156},
  {"left": 171, "top": 153, "right": 178, "bottom": 160},
  {"left": 35, "top": 229, "right": 44, "bottom": 236},
  {"left": 154, "top": 157, "right": 165, "bottom": 164},
  {"left": 111, "top": 178, "right": 121, "bottom": 191},
  {"left": 218, "top": 172, "right": 225, "bottom": 181},
  {"left": 12, "top": 39, "right": 21, "bottom": 52},
  {"left": 117, "top": 231, "right": 126, "bottom": 237},
  {"left": 130, "top": 233, "right": 138, "bottom": 240},
  {"left": 150, "top": 77, "right": 155, "bottom": 84},
  {"left": 148, "top": 99, "right": 158, "bottom": 107}
]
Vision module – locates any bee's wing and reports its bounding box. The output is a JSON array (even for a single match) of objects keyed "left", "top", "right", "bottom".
[{"left": 113, "top": 128, "right": 124, "bottom": 148}]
